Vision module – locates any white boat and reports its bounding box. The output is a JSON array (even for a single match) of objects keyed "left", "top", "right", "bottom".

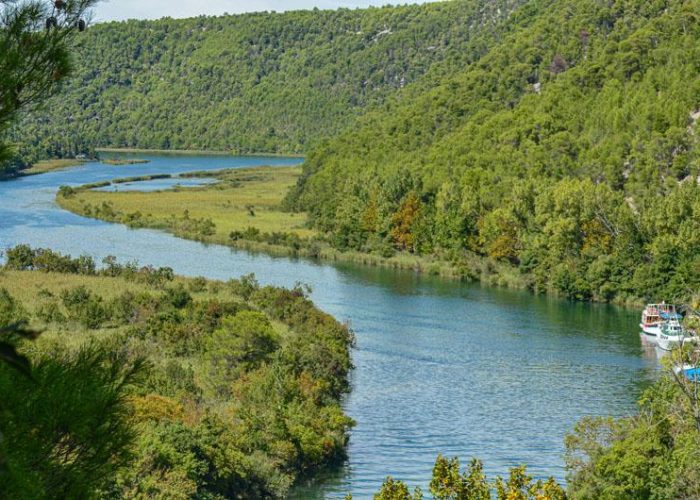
[
  {"left": 640, "top": 303, "right": 679, "bottom": 339},
  {"left": 657, "top": 316, "right": 694, "bottom": 351}
]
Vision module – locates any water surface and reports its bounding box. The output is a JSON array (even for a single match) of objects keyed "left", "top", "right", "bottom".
[{"left": 0, "top": 154, "right": 657, "bottom": 497}]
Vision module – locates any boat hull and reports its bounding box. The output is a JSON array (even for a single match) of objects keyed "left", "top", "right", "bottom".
[
  {"left": 658, "top": 335, "right": 697, "bottom": 352},
  {"left": 657, "top": 335, "right": 681, "bottom": 351},
  {"left": 640, "top": 323, "right": 660, "bottom": 337}
]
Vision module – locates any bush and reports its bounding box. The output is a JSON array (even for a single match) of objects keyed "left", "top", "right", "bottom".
[
  {"left": 4, "top": 244, "right": 35, "bottom": 270},
  {"left": 60, "top": 286, "right": 108, "bottom": 329},
  {"left": 203, "top": 311, "right": 279, "bottom": 396},
  {"left": 58, "top": 185, "right": 76, "bottom": 198},
  {"left": 3, "top": 245, "right": 96, "bottom": 275},
  {"left": 36, "top": 300, "right": 66, "bottom": 324},
  {"left": 228, "top": 273, "right": 259, "bottom": 300},
  {"left": 162, "top": 284, "right": 192, "bottom": 309},
  {"left": 109, "top": 291, "right": 139, "bottom": 324},
  {"left": 188, "top": 276, "right": 207, "bottom": 293},
  {"left": 0, "top": 346, "right": 144, "bottom": 498},
  {"left": 0, "top": 288, "right": 28, "bottom": 327}
]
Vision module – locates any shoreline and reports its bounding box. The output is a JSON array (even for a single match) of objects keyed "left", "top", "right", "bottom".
[
  {"left": 223, "top": 239, "right": 645, "bottom": 309},
  {"left": 1, "top": 148, "right": 304, "bottom": 182},
  {"left": 0, "top": 158, "right": 91, "bottom": 180},
  {"left": 54, "top": 183, "right": 645, "bottom": 310},
  {"left": 96, "top": 147, "right": 305, "bottom": 158}
]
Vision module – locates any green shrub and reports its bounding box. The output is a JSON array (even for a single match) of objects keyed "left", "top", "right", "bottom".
[
  {"left": 4, "top": 244, "right": 35, "bottom": 271},
  {"left": 0, "top": 288, "right": 28, "bottom": 327},
  {"left": 188, "top": 276, "right": 207, "bottom": 293},
  {"left": 36, "top": 300, "right": 66, "bottom": 325},
  {"left": 60, "top": 286, "right": 108, "bottom": 329},
  {"left": 0, "top": 346, "right": 144, "bottom": 498},
  {"left": 162, "top": 284, "right": 192, "bottom": 309},
  {"left": 203, "top": 310, "right": 279, "bottom": 396}
]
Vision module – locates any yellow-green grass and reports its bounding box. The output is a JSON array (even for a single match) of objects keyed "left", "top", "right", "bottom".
[
  {"left": 23, "top": 158, "right": 87, "bottom": 175},
  {"left": 101, "top": 158, "right": 150, "bottom": 165},
  {"left": 0, "top": 269, "right": 290, "bottom": 345},
  {"left": 57, "top": 166, "right": 316, "bottom": 241},
  {"left": 0, "top": 270, "right": 227, "bottom": 315}
]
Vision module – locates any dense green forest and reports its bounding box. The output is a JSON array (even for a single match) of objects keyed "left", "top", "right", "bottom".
[
  {"left": 288, "top": 0, "right": 700, "bottom": 305},
  {"left": 10, "top": 0, "right": 524, "bottom": 164},
  {"left": 6, "top": 1, "right": 700, "bottom": 498},
  {"left": 0, "top": 246, "right": 353, "bottom": 498}
]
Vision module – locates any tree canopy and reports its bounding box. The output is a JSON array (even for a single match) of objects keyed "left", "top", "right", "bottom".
[
  {"left": 9, "top": 0, "right": 524, "bottom": 162},
  {"left": 0, "top": 0, "right": 93, "bottom": 169},
  {"left": 288, "top": 0, "right": 700, "bottom": 305}
]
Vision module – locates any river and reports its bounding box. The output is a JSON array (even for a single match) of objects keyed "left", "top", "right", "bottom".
[{"left": 0, "top": 154, "right": 658, "bottom": 498}]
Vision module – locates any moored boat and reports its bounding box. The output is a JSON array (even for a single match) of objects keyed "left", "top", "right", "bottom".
[
  {"left": 640, "top": 303, "right": 680, "bottom": 338},
  {"left": 657, "top": 314, "right": 694, "bottom": 351}
]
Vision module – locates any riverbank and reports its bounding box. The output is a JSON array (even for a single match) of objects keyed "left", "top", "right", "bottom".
[
  {"left": 97, "top": 147, "right": 305, "bottom": 158},
  {"left": 0, "top": 158, "right": 90, "bottom": 180},
  {"left": 7, "top": 159, "right": 679, "bottom": 307},
  {"left": 55, "top": 165, "right": 645, "bottom": 307},
  {"left": 54, "top": 166, "right": 550, "bottom": 298}
]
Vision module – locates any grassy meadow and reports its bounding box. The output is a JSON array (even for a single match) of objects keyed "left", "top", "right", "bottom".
[
  {"left": 0, "top": 268, "right": 295, "bottom": 355},
  {"left": 57, "top": 166, "right": 316, "bottom": 242},
  {"left": 0, "top": 269, "right": 226, "bottom": 349}
]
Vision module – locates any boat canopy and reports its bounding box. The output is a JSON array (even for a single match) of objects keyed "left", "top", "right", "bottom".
[
  {"left": 683, "top": 367, "right": 700, "bottom": 382},
  {"left": 660, "top": 311, "right": 682, "bottom": 320}
]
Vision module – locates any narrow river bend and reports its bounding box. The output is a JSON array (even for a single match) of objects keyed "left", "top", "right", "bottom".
[{"left": 0, "top": 154, "right": 657, "bottom": 498}]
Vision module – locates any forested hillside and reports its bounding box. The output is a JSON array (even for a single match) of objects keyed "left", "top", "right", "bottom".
[
  {"left": 12, "top": 0, "right": 523, "bottom": 161},
  {"left": 289, "top": 0, "right": 700, "bottom": 304}
]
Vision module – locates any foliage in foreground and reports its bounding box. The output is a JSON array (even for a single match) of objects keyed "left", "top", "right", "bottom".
[
  {"left": 0, "top": 246, "right": 354, "bottom": 498},
  {"left": 0, "top": 329, "right": 144, "bottom": 498},
  {"left": 0, "top": 0, "right": 95, "bottom": 172},
  {"left": 565, "top": 347, "right": 700, "bottom": 499},
  {"left": 369, "top": 455, "right": 565, "bottom": 499}
]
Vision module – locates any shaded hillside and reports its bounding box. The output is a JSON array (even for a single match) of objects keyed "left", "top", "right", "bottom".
[{"left": 14, "top": 0, "right": 523, "bottom": 160}]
